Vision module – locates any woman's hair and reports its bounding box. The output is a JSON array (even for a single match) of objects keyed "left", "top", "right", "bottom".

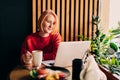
[{"left": 38, "top": 10, "right": 58, "bottom": 34}]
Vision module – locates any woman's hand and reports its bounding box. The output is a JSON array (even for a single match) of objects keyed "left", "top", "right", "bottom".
[{"left": 22, "top": 51, "right": 33, "bottom": 69}]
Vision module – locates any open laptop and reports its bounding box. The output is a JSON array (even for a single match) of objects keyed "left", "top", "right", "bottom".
[{"left": 54, "top": 41, "right": 91, "bottom": 67}]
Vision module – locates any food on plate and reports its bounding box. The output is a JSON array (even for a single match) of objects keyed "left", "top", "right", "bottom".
[
  {"left": 58, "top": 72, "right": 66, "bottom": 79},
  {"left": 38, "top": 69, "right": 49, "bottom": 75},
  {"left": 45, "top": 73, "right": 59, "bottom": 80},
  {"left": 30, "top": 69, "right": 38, "bottom": 78},
  {"left": 30, "top": 67, "right": 67, "bottom": 80},
  {"left": 45, "top": 71, "right": 66, "bottom": 80}
]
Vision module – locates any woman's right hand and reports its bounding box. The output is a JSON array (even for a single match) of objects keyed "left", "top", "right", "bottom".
[{"left": 22, "top": 51, "right": 33, "bottom": 69}]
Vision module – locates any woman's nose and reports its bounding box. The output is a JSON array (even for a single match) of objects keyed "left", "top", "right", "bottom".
[{"left": 49, "top": 23, "right": 54, "bottom": 28}]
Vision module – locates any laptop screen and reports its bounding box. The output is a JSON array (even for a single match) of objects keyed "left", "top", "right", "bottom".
[{"left": 54, "top": 41, "right": 91, "bottom": 67}]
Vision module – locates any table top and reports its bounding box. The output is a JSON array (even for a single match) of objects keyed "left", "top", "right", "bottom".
[
  {"left": 9, "top": 65, "right": 72, "bottom": 80},
  {"left": 9, "top": 63, "right": 120, "bottom": 80},
  {"left": 9, "top": 66, "right": 31, "bottom": 80}
]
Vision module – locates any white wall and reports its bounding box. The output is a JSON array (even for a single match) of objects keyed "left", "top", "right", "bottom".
[{"left": 109, "top": 0, "right": 120, "bottom": 28}]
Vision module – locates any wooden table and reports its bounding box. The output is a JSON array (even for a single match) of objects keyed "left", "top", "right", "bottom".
[
  {"left": 9, "top": 65, "right": 120, "bottom": 80},
  {"left": 9, "top": 66, "right": 32, "bottom": 80},
  {"left": 9, "top": 65, "right": 72, "bottom": 80}
]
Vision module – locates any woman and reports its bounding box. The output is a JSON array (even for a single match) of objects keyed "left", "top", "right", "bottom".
[{"left": 20, "top": 10, "right": 61, "bottom": 69}]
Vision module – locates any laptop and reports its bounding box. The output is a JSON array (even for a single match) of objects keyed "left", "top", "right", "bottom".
[{"left": 54, "top": 41, "right": 91, "bottom": 67}]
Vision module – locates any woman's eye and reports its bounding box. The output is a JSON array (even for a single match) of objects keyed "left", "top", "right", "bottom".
[
  {"left": 46, "top": 20, "right": 50, "bottom": 23},
  {"left": 53, "top": 22, "right": 56, "bottom": 25},
  {"left": 47, "top": 20, "right": 52, "bottom": 24},
  {"left": 46, "top": 20, "right": 55, "bottom": 25}
]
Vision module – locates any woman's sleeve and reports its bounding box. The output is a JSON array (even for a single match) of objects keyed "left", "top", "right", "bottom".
[
  {"left": 20, "top": 36, "right": 34, "bottom": 63},
  {"left": 20, "top": 37, "right": 29, "bottom": 63},
  {"left": 43, "top": 33, "right": 61, "bottom": 60}
]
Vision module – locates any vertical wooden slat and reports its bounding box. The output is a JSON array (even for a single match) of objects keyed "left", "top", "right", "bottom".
[
  {"left": 92, "top": 0, "right": 95, "bottom": 39},
  {"left": 75, "top": 0, "right": 79, "bottom": 41},
  {"left": 36, "top": 0, "right": 41, "bottom": 31},
  {"left": 66, "top": 0, "right": 69, "bottom": 41},
  {"left": 89, "top": 0, "right": 93, "bottom": 40},
  {"left": 82, "top": 0, "right": 85, "bottom": 40},
  {"left": 32, "top": 0, "right": 36, "bottom": 33},
  {"left": 84, "top": 0, "right": 89, "bottom": 39},
  {"left": 47, "top": 0, "right": 51, "bottom": 10},
  {"left": 80, "top": 0, "right": 84, "bottom": 40},
  {"left": 56, "top": 0, "right": 60, "bottom": 33},
  {"left": 38, "top": 0, "right": 41, "bottom": 19},
  {"left": 94, "top": 0, "right": 98, "bottom": 16},
  {"left": 93, "top": 0, "right": 98, "bottom": 37},
  {"left": 78, "top": 0, "right": 81, "bottom": 41},
  {"left": 87, "top": 0, "right": 90, "bottom": 39},
  {"left": 52, "top": 0, "right": 55, "bottom": 12},
  {"left": 36, "top": 0, "right": 38, "bottom": 31},
  {"left": 61, "top": 0, "right": 65, "bottom": 41},
  {"left": 71, "top": 0, "right": 74, "bottom": 41},
  {"left": 41, "top": 0, "right": 43, "bottom": 13},
  {"left": 73, "top": 0, "right": 76, "bottom": 41},
  {"left": 42, "top": 0, "right": 46, "bottom": 11},
  {"left": 60, "top": 0, "right": 62, "bottom": 38},
  {"left": 64, "top": 0, "right": 67, "bottom": 41},
  {"left": 69, "top": 0, "right": 71, "bottom": 41},
  {"left": 97, "top": 0, "right": 99, "bottom": 16},
  {"left": 46, "top": 0, "right": 48, "bottom": 10},
  {"left": 50, "top": 0, "right": 52, "bottom": 9}
]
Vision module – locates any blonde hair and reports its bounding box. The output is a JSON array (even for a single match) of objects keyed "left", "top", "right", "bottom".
[{"left": 38, "top": 10, "right": 58, "bottom": 34}]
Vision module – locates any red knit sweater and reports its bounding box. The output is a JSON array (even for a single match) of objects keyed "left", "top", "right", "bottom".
[{"left": 20, "top": 32, "right": 61, "bottom": 61}]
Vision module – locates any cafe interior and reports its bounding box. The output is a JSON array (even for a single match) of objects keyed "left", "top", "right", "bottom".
[{"left": 1, "top": 0, "right": 120, "bottom": 80}]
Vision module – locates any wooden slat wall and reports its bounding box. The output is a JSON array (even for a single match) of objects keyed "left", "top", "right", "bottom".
[{"left": 32, "top": 0, "right": 100, "bottom": 41}]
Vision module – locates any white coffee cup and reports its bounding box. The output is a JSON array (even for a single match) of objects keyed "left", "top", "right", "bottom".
[{"left": 32, "top": 50, "right": 43, "bottom": 68}]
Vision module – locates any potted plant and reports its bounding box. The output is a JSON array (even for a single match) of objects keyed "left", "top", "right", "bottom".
[{"left": 91, "top": 16, "right": 120, "bottom": 79}]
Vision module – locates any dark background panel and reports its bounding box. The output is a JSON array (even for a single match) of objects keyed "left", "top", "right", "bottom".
[{"left": 0, "top": 0, "right": 32, "bottom": 79}]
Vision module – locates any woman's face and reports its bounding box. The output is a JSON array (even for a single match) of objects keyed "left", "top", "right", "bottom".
[{"left": 41, "top": 14, "right": 56, "bottom": 34}]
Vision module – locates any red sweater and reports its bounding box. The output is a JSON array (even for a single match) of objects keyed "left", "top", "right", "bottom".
[{"left": 20, "top": 32, "right": 61, "bottom": 61}]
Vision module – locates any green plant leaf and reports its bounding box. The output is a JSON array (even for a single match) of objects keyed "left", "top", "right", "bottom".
[
  {"left": 95, "top": 30, "right": 101, "bottom": 37},
  {"left": 100, "top": 34, "right": 106, "bottom": 42},
  {"left": 111, "top": 57, "right": 116, "bottom": 65},
  {"left": 110, "top": 42, "right": 118, "bottom": 52},
  {"left": 103, "top": 37, "right": 109, "bottom": 44},
  {"left": 100, "top": 59, "right": 108, "bottom": 64},
  {"left": 115, "top": 59, "right": 120, "bottom": 66}
]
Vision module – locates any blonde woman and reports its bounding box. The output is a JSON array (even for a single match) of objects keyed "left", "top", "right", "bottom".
[{"left": 20, "top": 10, "right": 61, "bottom": 69}]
